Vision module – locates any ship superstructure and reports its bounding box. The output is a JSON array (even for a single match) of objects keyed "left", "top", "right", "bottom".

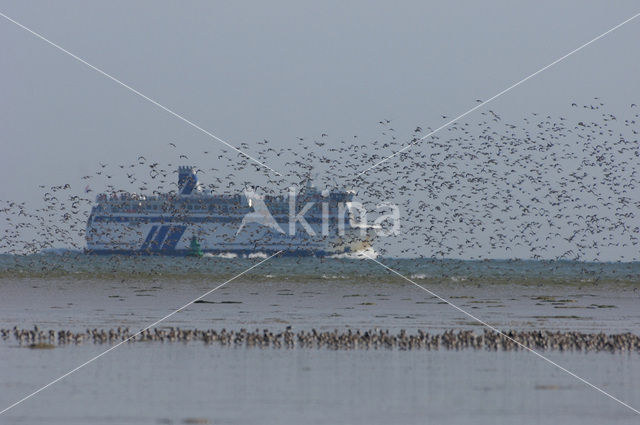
[{"left": 86, "top": 166, "right": 374, "bottom": 256}]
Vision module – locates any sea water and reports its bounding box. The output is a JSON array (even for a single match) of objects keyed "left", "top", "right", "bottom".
[{"left": 0, "top": 254, "right": 639, "bottom": 424}]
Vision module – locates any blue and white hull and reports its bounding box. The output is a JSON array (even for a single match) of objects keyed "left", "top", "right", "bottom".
[{"left": 86, "top": 214, "right": 374, "bottom": 256}]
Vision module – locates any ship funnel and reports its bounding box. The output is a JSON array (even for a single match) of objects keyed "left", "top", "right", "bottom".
[{"left": 178, "top": 166, "right": 200, "bottom": 195}]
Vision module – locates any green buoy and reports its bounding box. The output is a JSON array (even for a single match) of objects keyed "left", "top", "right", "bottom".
[{"left": 188, "top": 235, "right": 203, "bottom": 257}]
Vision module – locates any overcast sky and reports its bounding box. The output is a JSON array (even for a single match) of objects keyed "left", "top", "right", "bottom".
[{"left": 1, "top": 1, "right": 639, "bottom": 259}]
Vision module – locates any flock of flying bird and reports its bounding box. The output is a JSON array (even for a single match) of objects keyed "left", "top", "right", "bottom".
[{"left": 1, "top": 99, "right": 639, "bottom": 264}]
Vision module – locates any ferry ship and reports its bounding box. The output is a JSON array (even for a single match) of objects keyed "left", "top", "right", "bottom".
[{"left": 85, "top": 166, "right": 375, "bottom": 256}]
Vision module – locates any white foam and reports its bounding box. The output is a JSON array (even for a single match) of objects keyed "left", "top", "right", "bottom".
[
  {"left": 449, "top": 276, "right": 468, "bottom": 282},
  {"left": 203, "top": 252, "right": 238, "bottom": 259},
  {"left": 329, "top": 247, "right": 378, "bottom": 259}
]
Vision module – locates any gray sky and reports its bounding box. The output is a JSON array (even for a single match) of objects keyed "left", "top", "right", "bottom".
[{"left": 1, "top": 1, "right": 639, "bottom": 260}]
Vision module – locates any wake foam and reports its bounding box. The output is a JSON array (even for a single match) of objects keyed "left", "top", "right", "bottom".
[{"left": 329, "top": 247, "right": 378, "bottom": 259}]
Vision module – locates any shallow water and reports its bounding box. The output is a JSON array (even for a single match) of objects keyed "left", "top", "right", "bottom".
[
  {"left": 1, "top": 255, "right": 639, "bottom": 423},
  {"left": 1, "top": 344, "right": 639, "bottom": 425},
  {"left": 1, "top": 275, "right": 639, "bottom": 333}
]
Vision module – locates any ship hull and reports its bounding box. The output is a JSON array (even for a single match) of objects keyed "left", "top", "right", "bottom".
[
  {"left": 86, "top": 248, "right": 349, "bottom": 257},
  {"left": 85, "top": 216, "right": 374, "bottom": 256}
]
